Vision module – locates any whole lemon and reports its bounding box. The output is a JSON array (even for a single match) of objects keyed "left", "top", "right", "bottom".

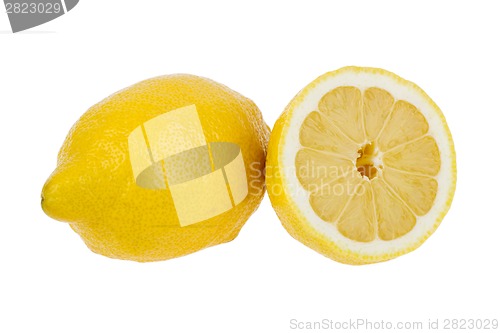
[{"left": 42, "top": 74, "right": 269, "bottom": 262}]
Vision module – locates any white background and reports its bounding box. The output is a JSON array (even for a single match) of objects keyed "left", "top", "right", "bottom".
[{"left": 1, "top": 1, "right": 499, "bottom": 332}]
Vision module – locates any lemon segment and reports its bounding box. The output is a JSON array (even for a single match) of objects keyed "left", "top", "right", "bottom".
[
  {"left": 363, "top": 87, "right": 394, "bottom": 141},
  {"left": 295, "top": 148, "right": 355, "bottom": 191},
  {"left": 371, "top": 178, "right": 416, "bottom": 241},
  {"left": 382, "top": 167, "right": 437, "bottom": 216},
  {"left": 337, "top": 181, "right": 376, "bottom": 242},
  {"left": 383, "top": 136, "right": 441, "bottom": 176},
  {"left": 318, "top": 87, "right": 365, "bottom": 143},
  {"left": 299, "top": 111, "right": 359, "bottom": 159},
  {"left": 378, "top": 100, "right": 429, "bottom": 151},
  {"left": 308, "top": 171, "right": 362, "bottom": 223}
]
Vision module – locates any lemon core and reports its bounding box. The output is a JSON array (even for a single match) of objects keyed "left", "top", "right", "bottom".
[{"left": 356, "top": 142, "right": 381, "bottom": 180}]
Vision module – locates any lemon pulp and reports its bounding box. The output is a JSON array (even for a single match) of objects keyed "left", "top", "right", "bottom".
[{"left": 296, "top": 86, "right": 440, "bottom": 242}]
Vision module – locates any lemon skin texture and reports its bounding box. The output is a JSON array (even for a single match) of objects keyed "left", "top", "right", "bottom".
[{"left": 42, "top": 74, "right": 269, "bottom": 262}]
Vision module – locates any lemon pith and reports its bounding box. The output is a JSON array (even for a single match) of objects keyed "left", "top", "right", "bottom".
[{"left": 266, "top": 67, "right": 456, "bottom": 264}]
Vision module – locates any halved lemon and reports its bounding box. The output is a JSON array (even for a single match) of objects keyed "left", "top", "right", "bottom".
[{"left": 266, "top": 67, "right": 456, "bottom": 264}]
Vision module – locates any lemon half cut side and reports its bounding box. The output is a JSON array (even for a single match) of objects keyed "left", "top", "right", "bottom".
[{"left": 266, "top": 67, "right": 456, "bottom": 264}]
